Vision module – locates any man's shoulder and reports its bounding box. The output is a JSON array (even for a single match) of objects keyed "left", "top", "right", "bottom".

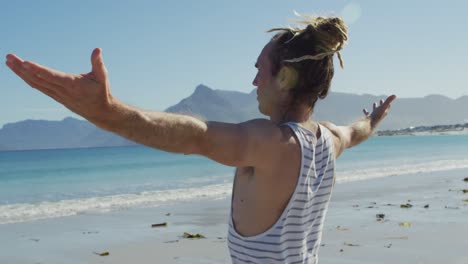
[
  {"left": 241, "top": 118, "right": 298, "bottom": 146},
  {"left": 240, "top": 119, "right": 300, "bottom": 172},
  {"left": 242, "top": 118, "right": 296, "bottom": 130},
  {"left": 241, "top": 118, "right": 274, "bottom": 127}
]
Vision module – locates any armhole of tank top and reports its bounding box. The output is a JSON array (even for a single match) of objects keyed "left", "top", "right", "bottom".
[
  {"left": 317, "top": 124, "right": 335, "bottom": 161},
  {"left": 317, "top": 125, "right": 336, "bottom": 192}
]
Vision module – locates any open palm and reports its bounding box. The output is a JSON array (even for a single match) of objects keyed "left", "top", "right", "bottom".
[
  {"left": 363, "top": 95, "right": 397, "bottom": 129},
  {"left": 5, "top": 48, "right": 113, "bottom": 122}
]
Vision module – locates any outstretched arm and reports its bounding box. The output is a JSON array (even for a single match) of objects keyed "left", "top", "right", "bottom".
[
  {"left": 321, "top": 95, "right": 397, "bottom": 158},
  {"left": 5, "top": 49, "right": 280, "bottom": 168}
]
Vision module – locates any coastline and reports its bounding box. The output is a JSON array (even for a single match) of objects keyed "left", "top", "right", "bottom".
[
  {"left": 1, "top": 168, "right": 467, "bottom": 264},
  {"left": 377, "top": 126, "right": 468, "bottom": 137},
  {"left": 405, "top": 128, "right": 468, "bottom": 136}
]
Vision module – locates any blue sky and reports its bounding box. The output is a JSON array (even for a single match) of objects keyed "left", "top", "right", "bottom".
[{"left": 2, "top": 0, "right": 467, "bottom": 126}]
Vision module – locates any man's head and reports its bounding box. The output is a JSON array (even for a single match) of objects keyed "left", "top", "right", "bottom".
[{"left": 254, "top": 16, "right": 348, "bottom": 117}]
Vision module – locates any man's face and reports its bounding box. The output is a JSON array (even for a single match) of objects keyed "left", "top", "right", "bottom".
[{"left": 252, "top": 42, "right": 282, "bottom": 116}]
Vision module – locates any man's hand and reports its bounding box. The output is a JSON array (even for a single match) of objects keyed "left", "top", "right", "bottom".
[
  {"left": 363, "top": 95, "right": 397, "bottom": 130},
  {"left": 321, "top": 94, "right": 397, "bottom": 158},
  {"left": 5, "top": 48, "right": 113, "bottom": 124}
]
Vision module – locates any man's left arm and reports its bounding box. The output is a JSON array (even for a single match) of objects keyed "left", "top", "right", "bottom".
[{"left": 321, "top": 95, "right": 396, "bottom": 158}]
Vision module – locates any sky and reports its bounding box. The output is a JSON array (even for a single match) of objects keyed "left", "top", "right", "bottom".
[{"left": 1, "top": 0, "right": 467, "bottom": 127}]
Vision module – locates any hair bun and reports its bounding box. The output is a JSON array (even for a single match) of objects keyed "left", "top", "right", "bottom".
[
  {"left": 268, "top": 14, "right": 349, "bottom": 68},
  {"left": 301, "top": 16, "right": 348, "bottom": 54}
]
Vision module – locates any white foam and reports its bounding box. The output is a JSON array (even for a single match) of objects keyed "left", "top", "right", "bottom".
[
  {"left": 0, "top": 183, "right": 233, "bottom": 225},
  {"left": 2, "top": 158, "right": 468, "bottom": 225},
  {"left": 336, "top": 159, "right": 468, "bottom": 183}
]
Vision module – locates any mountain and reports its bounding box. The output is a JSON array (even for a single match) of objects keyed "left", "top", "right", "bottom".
[
  {"left": 166, "top": 85, "right": 468, "bottom": 130},
  {"left": 314, "top": 93, "right": 468, "bottom": 130},
  {"left": 165, "top": 84, "right": 264, "bottom": 122},
  {"left": 0, "top": 117, "right": 135, "bottom": 151},
  {"left": 1, "top": 84, "right": 467, "bottom": 151}
]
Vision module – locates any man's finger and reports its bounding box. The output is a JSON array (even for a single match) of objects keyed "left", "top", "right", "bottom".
[
  {"left": 91, "top": 48, "right": 108, "bottom": 83},
  {"left": 6, "top": 59, "right": 39, "bottom": 90},
  {"left": 23, "top": 77, "right": 64, "bottom": 104},
  {"left": 363, "top": 108, "right": 369, "bottom": 116},
  {"left": 6, "top": 53, "right": 24, "bottom": 64},
  {"left": 7, "top": 53, "right": 73, "bottom": 88},
  {"left": 382, "top": 95, "right": 397, "bottom": 108},
  {"left": 7, "top": 58, "right": 68, "bottom": 97},
  {"left": 23, "top": 60, "right": 74, "bottom": 88},
  {"left": 23, "top": 75, "right": 63, "bottom": 100}
]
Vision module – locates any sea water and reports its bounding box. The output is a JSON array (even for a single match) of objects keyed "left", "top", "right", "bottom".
[{"left": 1, "top": 134, "right": 468, "bottom": 225}]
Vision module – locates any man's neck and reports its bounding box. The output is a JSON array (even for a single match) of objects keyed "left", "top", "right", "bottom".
[{"left": 269, "top": 104, "right": 313, "bottom": 125}]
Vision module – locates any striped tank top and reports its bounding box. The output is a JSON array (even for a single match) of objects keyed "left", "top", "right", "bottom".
[{"left": 228, "top": 122, "right": 336, "bottom": 264}]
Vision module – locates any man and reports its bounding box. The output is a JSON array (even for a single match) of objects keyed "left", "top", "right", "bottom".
[{"left": 6, "top": 16, "right": 395, "bottom": 264}]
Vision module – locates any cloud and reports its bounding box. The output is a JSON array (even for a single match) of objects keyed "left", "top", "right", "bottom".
[{"left": 340, "top": 2, "right": 362, "bottom": 24}]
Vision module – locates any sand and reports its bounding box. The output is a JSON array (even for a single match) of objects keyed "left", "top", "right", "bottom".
[{"left": 1, "top": 168, "right": 467, "bottom": 264}]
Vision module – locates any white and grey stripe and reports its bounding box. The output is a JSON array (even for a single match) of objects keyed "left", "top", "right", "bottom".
[{"left": 228, "top": 122, "right": 336, "bottom": 264}]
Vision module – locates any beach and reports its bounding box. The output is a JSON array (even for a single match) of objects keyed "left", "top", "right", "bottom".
[
  {"left": 1, "top": 167, "right": 467, "bottom": 264},
  {"left": 2, "top": 135, "right": 468, "bottom": 264}
]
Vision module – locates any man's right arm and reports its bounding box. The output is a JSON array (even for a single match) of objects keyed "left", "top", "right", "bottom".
[
  {"left": 5, "top": 49, "right": 284, "bottom": 169},
  {"left": 321, "top": 95, "right": 396, "bottom": 158},
  {"left": 98, "top": 100, "right": 282, "bottom": 168}
]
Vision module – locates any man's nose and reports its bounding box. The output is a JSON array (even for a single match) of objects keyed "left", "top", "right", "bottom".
[{"left": 252, "top": 74, "right": 258, "bottom": 87}]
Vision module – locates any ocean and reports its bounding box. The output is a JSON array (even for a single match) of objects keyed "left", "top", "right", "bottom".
[{"left": 1, "top": 134, "right": 468, "bottom": 225}]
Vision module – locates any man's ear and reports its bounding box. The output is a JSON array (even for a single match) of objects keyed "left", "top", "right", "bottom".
[{"left": 277, "top": 66, "right": 298, "bottom": 91}]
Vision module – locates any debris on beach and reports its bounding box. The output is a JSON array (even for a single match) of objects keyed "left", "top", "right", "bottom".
[
  {"left": 164, "top": 240, "right": 179, "bottom": 243},
  {"left": 424, "top": 204, "right": 429, "bottom": 208},
  {"left": 93, "top": 251, "right": 110, "bottom": 256},
  {"left": 400, "top": 203, "right": 413, "bottom": 208},
  {"left": 376, "top": 213, "right": 385, "bottom": 221},
  {"left": 384, "top": 203, "right": 397, "bottom": 206},
  {"left": 384, "top": 243, "right": 392, "bottom": 248},
  {"left": 352, "top": 204, "right": 359, "bottom": 207},
  {"left": 344, "top": 242, "right": 360, "bottom": 247},
  {"left": 463, "top": 199, "right": 468, "bottom": 202},
  {"left": 82, "top": 231, "right": 99, "bottom": 235},
  {"left": 166, "top": 213, "right": 171, "bottom": 216},
  {"left": 29, "top": 238, "right": 40, "bottom": 242},
  {"left": 336, "top": 226, "right": 349, "bottom": 231},
  {"left": 399, "top": 222, "right": 412, "bottom": 227},
  {"left": 448, "top": 189, "right": 468, "bottom": 193},
  {"left": 151, "top": 222, "right": 168, "bottom": 228},
  {"left": 339, "top": 249, "right": 344, "bottom": 252},
  {"left": 445, "top": 206, "right": 460, "bottom": 209},
  {"left": 182, "top": 232, "right": 206, "bottom": 239},
  {"left": 463, "top": 177, "right": 468, "bottom": 182},
  {"left": 214, "top": 237, "right": 227, "bottom": 243}
]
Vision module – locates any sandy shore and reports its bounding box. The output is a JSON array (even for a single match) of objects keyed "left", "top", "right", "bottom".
[{"left": 1, "top": 168, "right": 467, "bottom": 264}]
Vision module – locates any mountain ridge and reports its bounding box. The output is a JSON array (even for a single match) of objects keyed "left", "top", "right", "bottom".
[{"left": 1, "top": 84, "right": 467, "bottom": 151}]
